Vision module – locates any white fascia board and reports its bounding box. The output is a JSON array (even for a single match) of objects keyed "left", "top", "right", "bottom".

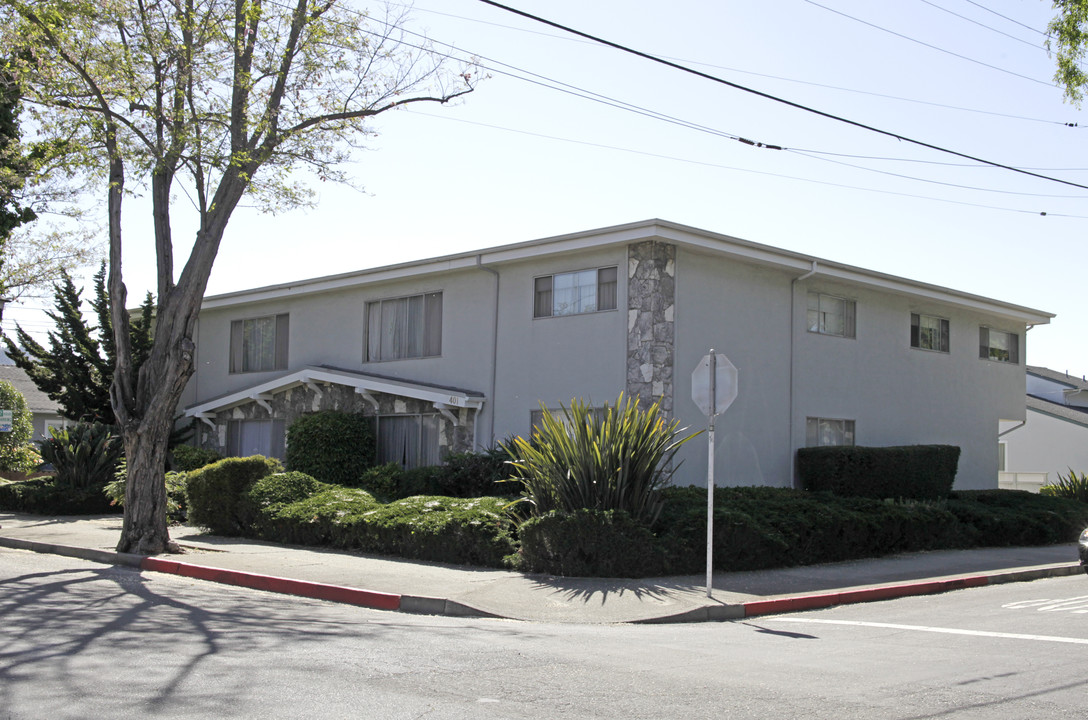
[
  {"left": 183, "top": 366, "right": 484, "bottom": 417},
  {"left": 198, "top": 218, "right": 1053, "bottom": 324}
]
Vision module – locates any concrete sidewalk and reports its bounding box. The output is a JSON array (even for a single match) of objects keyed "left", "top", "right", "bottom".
[{"left": 1, "top": 511, "right": 1082, "bottom": 623}]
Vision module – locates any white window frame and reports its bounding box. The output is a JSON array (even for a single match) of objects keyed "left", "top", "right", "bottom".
[
  {"left": 534, "top": 266, "right": 618, "bottom": 318},
  {"left": 979, "top": 326, "right": 1019, "bottom": 364},
  {"left": 805, "top": 417, "right": 856, "bottom": 447},
  {"left": 230, "top": 314, "right": 289, "bottom": 374},
  {"left": 365, "top": 292, "right": 443, "bottom": 362},
  {"left": 806, "top": 292, "right": 856, "bottom": 338},
  {"left": 227, "top": 418, "right": 287, "bottom": 460},
  {"left": 911, "top": 313, "right": 950, "bottom": 353}
]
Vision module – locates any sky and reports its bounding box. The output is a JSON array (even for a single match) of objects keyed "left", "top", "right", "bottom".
[{"left": 4, "top": 0, "right": 1086, "bottom": 376}]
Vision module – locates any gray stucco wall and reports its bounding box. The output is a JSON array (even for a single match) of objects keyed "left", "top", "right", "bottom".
[{"left": 1001, "top": 409, "right": 1088, "bottom": 481}]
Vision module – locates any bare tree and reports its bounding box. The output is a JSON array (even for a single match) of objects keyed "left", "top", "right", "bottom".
[{"left": 1, "top": 0, "right": 475, "bottom": 553}]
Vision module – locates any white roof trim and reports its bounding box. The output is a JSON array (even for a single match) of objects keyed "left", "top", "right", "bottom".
[
  {"left": 197, "top": 219, "right": 1054, "bottom": 324},
  {"left": 183, "top": 366, "right": 485, "bottom": 418}
]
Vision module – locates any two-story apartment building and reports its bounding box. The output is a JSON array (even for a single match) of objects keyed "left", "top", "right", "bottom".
[{"left": 181, "top": 220, "right": 1053, "bottom": 489}]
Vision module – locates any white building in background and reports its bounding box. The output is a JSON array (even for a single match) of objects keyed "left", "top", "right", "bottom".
[
  {"left": 179, "top": 219, "right": 1053, "bottom": 490},
  {"left": 999, "top": 367, "right": 1088, "bottom": 492}
]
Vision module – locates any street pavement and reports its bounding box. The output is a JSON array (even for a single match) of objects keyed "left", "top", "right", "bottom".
[{"left": 0, "top": 511, "right": 1082, "bottom": 623}]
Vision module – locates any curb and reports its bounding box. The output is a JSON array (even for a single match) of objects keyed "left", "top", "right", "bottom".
[{"left": 0, "top": 535, "right": 499, "bottom": 619}]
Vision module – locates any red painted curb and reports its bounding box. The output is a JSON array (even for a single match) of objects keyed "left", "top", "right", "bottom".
[
  {"left": 743, "top": 575, "right": 990, "bottom": 617},
  {"left": 140, "top": 557, "right": 402, "bottom": 611}
]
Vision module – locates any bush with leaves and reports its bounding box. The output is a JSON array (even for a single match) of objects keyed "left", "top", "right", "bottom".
[
  {"left": 0, "top": 476, "right": 117, "bottom": 514},
  {"left": 0, "top": 380, "right": 39, "bottom": 475},
  {"left": 503, "top": 394, "right": 699, "bottom": 525},
  {"left": 285, "top": 411, "right": 375, "bottom": 485},
  {"left": 170, "top": 445, "right": 222, "bottom": 472},
  {"left": 185, "top": 455, "right": 283, "bottom": 535},
  {"left": 1040, "top": 469, "right": 1088, "bottom": 503},
  {"left": 39, "top": 421, "right": 123, "bottom": 491}
]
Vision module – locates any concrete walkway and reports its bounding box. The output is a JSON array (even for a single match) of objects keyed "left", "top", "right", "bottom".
[{"left": 1, "top": 511, "right": 1082, "bottom": 623}]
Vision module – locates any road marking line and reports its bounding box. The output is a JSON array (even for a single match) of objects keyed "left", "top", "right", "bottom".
[{"left": 767, "top": 618, "right": 1088, "bottom": 645}]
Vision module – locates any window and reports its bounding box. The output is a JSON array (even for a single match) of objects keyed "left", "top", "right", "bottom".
[
  {"left": 228, "top": 418, "right": 286, "bottom": 460},
  {"left": 805, "top": 417, "right": 855, "bottom": 447},
  {"left": 534, "top": 266, "right": 617, "bottom": 318},
  {"left": 376, "top": 414, "right": 442, "bottom": 469},
  {"left": 979, "top": 327, "right": 1019, "bottom": 364},
  {"left": 807, "top": 292, "right": 855, "bottom": 338},
  {"left": 366, "top": 292, "right": 443, "bottom": 361},
  {"left": 230, "top": 314, "right": 289, "bottom": 373},
  {"left": 911, "top": 313, "right": 949, "bottom": 353},
  {"left": 530, "top": 406, "right": 609, "bottom": 432}
]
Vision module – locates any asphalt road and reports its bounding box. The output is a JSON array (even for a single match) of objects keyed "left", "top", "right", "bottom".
[{"left": 2, "top": 547, "right": 1086, "bottom": 719}]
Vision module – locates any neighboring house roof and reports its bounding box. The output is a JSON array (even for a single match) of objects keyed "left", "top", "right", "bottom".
[
  {"left": 1026, "top": 395, "right": 1088, "bottom": 428},
  {"left": 199, "top": 219, "right": 1054, "bottom": 325},
  {"left": 0, "top": 365, "right": 61, "bottom": 415},
  {"left": 1027, "top": 365, "right": 1088, "bottom": 391},
  {"left": 184, "top": 365, "right": 486, "bottom": 419}
]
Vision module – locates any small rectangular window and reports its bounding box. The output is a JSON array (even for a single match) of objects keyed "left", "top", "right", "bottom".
[
  {"left": 805, "top": 417, "right": 856, "bottom": 447},
  {"left": 806, "top": 292, "right": 855, "bottom": 338},
  {"left": 227, "top": 418, "right": 287, "bottom": 460},
  {"left": 375, "top": 414, "right": 442, "bottom": 469},
  {"left": 911, "top": 313, "right": 950, "bottom": 353},
  {"left": 979, "top": 327, "right": 1019, "bottom": 364},
  {"left": 365, "top": 292, "right": 442, "bottom": 361},
  {"left": 230, "top": 314, "right": 289, "bottom": 373},
  {"left": 534, "top": 266, "right": 618, "bottom": 318}
]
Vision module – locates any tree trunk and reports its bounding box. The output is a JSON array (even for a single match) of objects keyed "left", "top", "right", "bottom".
[{"left": 116, "top": 418, "right": 177, "bottom": 554}]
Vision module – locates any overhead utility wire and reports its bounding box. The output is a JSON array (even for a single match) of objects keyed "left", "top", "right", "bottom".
[
  {"left": 402, "top": 1, "right": 1077, "bottom": 127},
  {"left": 407, "top": 108, "right": 1088, "bottom": 219},
  {"left": 915, "top": 0, "right": 1043, "bottom": 50},
  {"left": 961, "top": 0, "right": 1048, "bottom": 37},
  {"left": 475, "top": 0, "right": 1088, "bottom": 191},
  {"left": 802, "top": 0, "right": 1050, "bottom": 86}
]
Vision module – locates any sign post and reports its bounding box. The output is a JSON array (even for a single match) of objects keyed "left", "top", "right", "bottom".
[
  {"left": 0, "top": 410, "right": 12, "bottom": 433},
  {"left": 691, "top": 351, "right": 738, "bottom": 598}
]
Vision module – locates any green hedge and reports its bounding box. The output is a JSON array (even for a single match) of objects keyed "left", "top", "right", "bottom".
[
  {"left": 515, "top": 509, "right": 668, "bottom": 577},
  {"left": 185, "top": 455, "right": 283, "bottom": 535},
  {"left": 0, "top": 477, "right": 118, "bottom": 515},
  {"left": 797, "top": 444, "right": 961, "bottom": 500},
  {"left": 285, "top": 412, "right": 375, "bottom": 485}
]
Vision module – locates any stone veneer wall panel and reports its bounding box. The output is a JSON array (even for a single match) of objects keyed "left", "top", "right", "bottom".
[{"left": 626, "top": 241, "right": 676, "bottom": 415}]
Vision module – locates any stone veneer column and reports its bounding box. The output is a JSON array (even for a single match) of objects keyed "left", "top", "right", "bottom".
[{"left": 626, "top": 241, "right": 676, "bottom": 415}]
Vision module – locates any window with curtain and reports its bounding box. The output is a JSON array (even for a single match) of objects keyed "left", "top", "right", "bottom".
[
  {"left": 534, "top": 266, "right": 618, "bottom": 318},
  {"left": 365, "top": 292, "right": 443, "bottom": 361},
  {"left": 911, "top": 313, "right": 950, "bottom": 353},
  {"left": 805, "top": 417, "right": 855, "bottom": 447},
  {"left": 806, "top": 291, "right": 856, "bottom": 338},
  {"left": 227, "top": 418, "right": 287, "bottom": 460},
  {"left": 376, "top": 414, "right": 442, "bottom": 469},
  {"left": 979, "top": 327, "right": 1019, "bottom": 364},
  {"left": 230, "top": 314, "right": 289, "bottom": 373}
]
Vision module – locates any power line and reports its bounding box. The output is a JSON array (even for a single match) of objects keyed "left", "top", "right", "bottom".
[
  {"left": 802, "top": 0, "right": 1051, "bottom": 86},
  {"left": 961, "top": 0, "right": 1048, "bottom": 37},
  {"left": 914, "top": 0, "right": 1044, "bottom": 50},
  {"left": 475, "top": 0, "right": 1088, "bottom": 191}
]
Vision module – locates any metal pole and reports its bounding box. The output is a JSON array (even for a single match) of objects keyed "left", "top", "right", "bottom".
[{"left": 706, "top": 350, "right": 716, "bottom": 599}]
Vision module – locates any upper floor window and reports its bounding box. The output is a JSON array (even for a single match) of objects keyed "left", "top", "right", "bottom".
[
  {"left": 534, "top": 266, "right": 618, "bottom": 318},
  {"left": 805, "top": 417, "right": 855, "bottom": 447},
  {"left": 230, "top": 314, "right": 289, "bottom": 373},
  {"left": 911, "top": 313, "right": 949, "bottom": 353},
  {"left": 979, "top": 327, "right": 1019, "bottom": 364},
  {"left": 366, "top": 292, "right": 442, "bottom": 361},
  {"left": 807, "top": 292, "right": 855, "bottom": 338}
]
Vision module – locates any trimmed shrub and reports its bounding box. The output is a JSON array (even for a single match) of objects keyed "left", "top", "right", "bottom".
[
  {"left": 436, "top": 448, "right": 520, "bottom": 498},
  {"left": 356, "top": 463, "right": 405, "bottom": 501},
  {"left": 0, "top": 381, "right": 39, "bottom": 475},
  {"left": 185, "top": 455, "right": 282, "bottom": 535},
  {"left": 39, "top": 422, "right": 124, "bottom": 491},
  {"left": 258, "top": 490, "right": 517, "bottom": 567},
  {"left": 285, "top": 412, "right": 375, "bottom": 485},
  {"left": 171, "top": 445, "right": 222, "bottom": 472},
  {"left": 503, "top": 394, "right": 700, "bottom": 524},
  {"left": 797, "top": 444, "right": 960, "bottom": 501},
  {"left": 945, "top": 489, "right": 1088, "bottom": 546},
  {"left": 0, "top": 477, "right": 117, "bottom": 514},
  {"left": 1041, "top": 469, "right": 1088, "bottom": 503},
  {"left": 515, "top": 509, "right": 668, "bottom": 577}
]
